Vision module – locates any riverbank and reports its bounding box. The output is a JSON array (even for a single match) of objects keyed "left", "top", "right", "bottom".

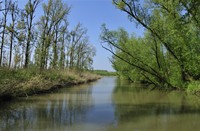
[{"left": 0, "top": 68, "right": 101, "bottom": 101}]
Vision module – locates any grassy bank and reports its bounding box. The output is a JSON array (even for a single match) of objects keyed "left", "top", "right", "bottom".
[{"left": 0, "top": 68, "right": 100, "bottom": 101}]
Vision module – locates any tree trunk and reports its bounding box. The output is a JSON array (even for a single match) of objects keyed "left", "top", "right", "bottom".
[
  {"left": 9, "top": 26, "right": 14, "bottom": 68},
  {"left": 24, "top": 29, "right": 31, "bottom": 68},
  {"left": 52, "top": 27, "right": 58, "bottom": 68},
  {"left": 0, "top": 15, "right": 7, "bottom": 66}
]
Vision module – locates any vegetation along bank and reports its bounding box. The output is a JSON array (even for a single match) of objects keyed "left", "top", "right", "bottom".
[
  {"left": 0, "top": 68, "right": 100, "bottom": 101},
  {"left": 0, "top": 0, "right": 99, "bottom": 101},
  {"left": 101, "top": 0, "right": 200, "bottom": 94}
]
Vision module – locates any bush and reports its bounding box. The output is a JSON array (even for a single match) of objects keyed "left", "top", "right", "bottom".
[{"left": 187, "top": 81, "right": 200, "bottom": 94}]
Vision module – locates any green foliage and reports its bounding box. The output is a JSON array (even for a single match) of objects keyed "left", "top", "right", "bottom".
[
  {"left": 92, "top": 70, "right": 117, "bottom": 76},
  {"left": 115, "top": 0, "right": 126, "bottom": 10},
  {"left": 187, "top": 81, "right": 200, "bottom": 94},
  {"left": 102, "top": 0, "right": 200, "bottom": 91},
  {"left": 0, "top": 0, "right": 95, "bottom": 71}
]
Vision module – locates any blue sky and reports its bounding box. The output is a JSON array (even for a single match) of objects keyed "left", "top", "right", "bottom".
[
  {"left": 67, "top": 0, "right": 144, "bottom": 71},
  {"left": 19, "top": 0, "right": 144, "bottom": 71}
]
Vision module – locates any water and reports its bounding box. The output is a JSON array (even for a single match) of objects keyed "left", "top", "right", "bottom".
[{"left": 1, "top": 77, "right": 200, "bottom": 131}]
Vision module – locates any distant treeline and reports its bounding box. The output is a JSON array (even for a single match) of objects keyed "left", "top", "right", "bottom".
[
  {"left": 0, "top": 0, "right": 95, "bottom": 70},
  {"left": 92, "top": 70, "right": 117, "bottom": 76},
  {"left": 101, "top": 0, "right": 200, "bottom": 92}
]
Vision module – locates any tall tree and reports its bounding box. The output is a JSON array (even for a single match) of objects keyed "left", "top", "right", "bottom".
[
  {"left": 0, "top": 0, "right": 11, "bottom": 66},
  {"left": 76, "top": 38, "right": 95, "bottom": 70},
  {"left": 7, "top": 2, "right": 18, "bottom": 68},
  {"left": 68, "top": 23, "right": 86, "bottom": 68},
  {"left": 101, "top": 0, "right": 200, "bottom": 89},
  {"left": 58, "top": 20, "right": 68, "bottom": 69},
  {"left": 23, "top": 0, "right": 40, "bottom": 68},
  {"left": 37, "top": 0, "right": 70, "bottom": 69},
  {"left": 115, "top": 0, "right": 200, "bottom": 80},
  {"left": 0, "top": 0, "right": 96, "bottom": 71}
]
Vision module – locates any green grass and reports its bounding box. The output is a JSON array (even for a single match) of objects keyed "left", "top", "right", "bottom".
[
  {"left": 92, "top": 70, "right": 117, "bottom": 76},
  {"left": 0, "top": 68, "right": 100, "bottom": 100}
]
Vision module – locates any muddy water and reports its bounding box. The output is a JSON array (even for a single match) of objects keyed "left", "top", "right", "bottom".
[{"left": 1, "top": 77, "right": 200, "bottom": 131}]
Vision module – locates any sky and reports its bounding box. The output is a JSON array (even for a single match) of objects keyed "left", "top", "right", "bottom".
[
  {"left": 19, "top": 0, "right": 144, "bottom": 71},
  {"left": 66, "top": 0, "right": 144, "bottom": 71}
]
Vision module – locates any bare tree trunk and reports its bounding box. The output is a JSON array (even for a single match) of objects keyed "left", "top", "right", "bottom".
[
  {"left": 9, "top": 25, "right": 14, "bottom": 68},
  {"left": 59, "top": 32, "right": 65, "bottom": 69},
  {"left": 52, "top": 26, "right": 59, "bottom": 68},
  {"left": 9, "top": 3, "right": 17, "bottom": 68},
  {"left": 0, "top": 23, "right": 6, "bottom": 66},
  {"left": 0, "top": 0, "right": 9, "bottom": 66}
]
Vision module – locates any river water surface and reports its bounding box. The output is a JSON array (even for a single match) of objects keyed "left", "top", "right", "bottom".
[{"left": 1, "top": 77, "right": 200, "bottom": 131}]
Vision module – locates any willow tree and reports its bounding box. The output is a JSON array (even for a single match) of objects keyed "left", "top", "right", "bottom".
[{"left": 101, "top": 0, "right": 200, "bottom": 89}]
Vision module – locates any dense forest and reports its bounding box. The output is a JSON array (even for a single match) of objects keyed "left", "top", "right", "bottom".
[
  {"left": 101, "top": 0, "right": 200, "bottom": 92},
  {"left": 0, "top": 0, "right": 95, "bottom": 70}
]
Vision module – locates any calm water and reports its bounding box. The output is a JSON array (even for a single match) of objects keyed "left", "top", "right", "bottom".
[{"left": 1, "top": 77, "right": 200, "bottom": 131}]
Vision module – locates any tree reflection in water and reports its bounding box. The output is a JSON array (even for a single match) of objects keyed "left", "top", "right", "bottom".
[
  {"left": 0, "top": 84, "right": 93, "bottom": 131},
  {"left": 2, "top": 78, "right": 200, "bottom": 131},
  {"left": 109, "top": 79, "right": 200, "bottom": 131}
]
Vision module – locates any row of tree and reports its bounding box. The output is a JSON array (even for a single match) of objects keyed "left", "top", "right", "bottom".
[
  {"left": 0, "top": 0, "right": 95, "bottom": 70},
  {"left": 101, "top": 0, "right": 200, "bottom": 89}
]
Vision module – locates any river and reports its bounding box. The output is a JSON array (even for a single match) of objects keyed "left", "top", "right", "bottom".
[{"left": 1, "top": 77, "right": 200, "bottom": 131}]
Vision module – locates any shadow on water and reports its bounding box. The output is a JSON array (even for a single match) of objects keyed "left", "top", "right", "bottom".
[
  {"left": 0, "top": 83, "right": 94, "bottom": 131},
  {"left": 109, "top": 78, "right": 200, "bottom": 130}
]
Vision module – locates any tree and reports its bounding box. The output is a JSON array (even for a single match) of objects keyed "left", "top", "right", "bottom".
[
  {"left": 23, "top": 0, "right": 40, "bottom": 68},
  {"left": 58, "top": 20, "right": 68, "bottom": 69},
  {"left": 37, "top": 0, "right": 70, "bottom": 69},
  {"left": 101, "top": 0, "right": 200, "bottom": 89},
  {"left": 68, "top": 23, "right": 86, "bottom": 68},
  {"left": 63, "top": 23, "right": 96, "bottom": 70},
  {"left": 0, "top": 0, "right": 11, "bottom": 66},
  {"left": 7, "top": 1, "right": 18, "bottom": 68},
  {"left": 0, "top": 0, "right": 96, "bottom": 71}
]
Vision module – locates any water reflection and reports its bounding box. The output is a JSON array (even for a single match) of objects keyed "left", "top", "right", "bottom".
[
  {"left": 0, "top": 84, "right": 94, "bottom": 131},
  {"left": 110, "top": 79, "right": 200, "bottom": 130},
  {"left": 1, "top": 77, "right": 200, "bottom": 131}
]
